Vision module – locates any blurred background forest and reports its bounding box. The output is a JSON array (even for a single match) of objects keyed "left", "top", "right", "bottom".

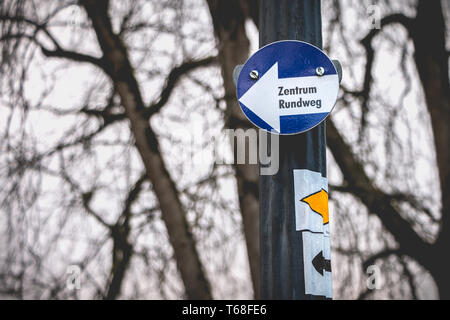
[{"left": 0, "top": 0, "right": 449, "bottom": 299}]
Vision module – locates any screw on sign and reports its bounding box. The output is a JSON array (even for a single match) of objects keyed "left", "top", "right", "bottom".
[
  {"left": 250, "top": 70, "right": 259, "bottom": 80},
  {"left": 236, "top": 40, "right": 339, "bottom": 135},
  {"left": 315, "top": 66, "right": 325, "bottom": 76}
]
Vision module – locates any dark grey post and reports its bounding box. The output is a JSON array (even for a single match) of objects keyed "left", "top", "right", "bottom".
[{"left": 259, "top": 0, "right": 329, "bottom": 299}]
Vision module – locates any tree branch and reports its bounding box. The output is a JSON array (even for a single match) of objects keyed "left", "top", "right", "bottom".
[
  {"left": 143, "top": 56, "right": 217, "bottom": 119},
  {"left": 363, "top": 249, "right": 402, "bottom": 270},
  {"left": 327, "top": 119, "right": 433, "bottom": 267},
  {"left": 400, "top": 257, "right": 418, "bottom": 300},
  {"left": 356, "top": 14, "right": 414, "bottom": 138},
  {"left": 40, "top": 46, "right": 107, "bottom": 71},
  {"left": 121, "top": 173, "right": 147, "bottom": 225},
  {"left": 0, "top": 14, "right": 107, "bottom": 71}
]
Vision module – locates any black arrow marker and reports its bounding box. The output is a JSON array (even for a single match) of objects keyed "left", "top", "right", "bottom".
[{"left": 312, "top": 251, "right": 331, "bottom": 276}]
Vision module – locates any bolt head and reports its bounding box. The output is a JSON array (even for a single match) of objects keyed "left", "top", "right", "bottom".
[
  {"left": 250, "top": 70, "right": 259, "bottom": 80},
  {"left": 316, "top": 67, "right": 325, "bottom": 76}
]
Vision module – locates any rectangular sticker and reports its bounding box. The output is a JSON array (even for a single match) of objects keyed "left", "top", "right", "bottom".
[{"left": 294, "top": 169, "right": 332, "bottom": 298}]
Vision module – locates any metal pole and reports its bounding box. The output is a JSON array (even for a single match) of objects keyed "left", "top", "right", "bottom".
[{"left": 259, "top": 0, "right": 332, "bottom": 299}]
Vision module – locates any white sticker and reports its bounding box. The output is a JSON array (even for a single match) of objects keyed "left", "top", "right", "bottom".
[
  {"left": 294, "top": 169, "right": 332, "bottom": 298},
  {"left": 302, "top": 232, "right": 332, "bottom": 298},
  {"left": 293, "top": 169, "right": 329, "bottom": 234}
]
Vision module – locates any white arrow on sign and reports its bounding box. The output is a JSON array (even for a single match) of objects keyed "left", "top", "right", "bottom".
[{"left": 238, "top": 62, "right": 339, "bottom": 132}]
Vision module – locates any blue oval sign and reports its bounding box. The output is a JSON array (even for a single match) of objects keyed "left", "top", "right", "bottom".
[{"left": 236, "top": 40, "right": 339, "bottom": 134}]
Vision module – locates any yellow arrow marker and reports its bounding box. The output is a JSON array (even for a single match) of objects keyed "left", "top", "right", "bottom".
[{"left": 301, "top": 189, "right": 329, "bottom": 224}]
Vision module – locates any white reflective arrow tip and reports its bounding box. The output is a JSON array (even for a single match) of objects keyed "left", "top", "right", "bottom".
[{"left": 238, "top": 62, "right": 281, "bottom": 132}]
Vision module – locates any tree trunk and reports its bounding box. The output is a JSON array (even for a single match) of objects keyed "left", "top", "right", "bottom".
[
  {"left": 206, "top": 0, "right": 260, "bottom": 298},
  {"left": 411, "top": 0, "right": 450, "bottom": 299},
  {"left": 80, "top": 0, "right": 212, "bottom": 299}
]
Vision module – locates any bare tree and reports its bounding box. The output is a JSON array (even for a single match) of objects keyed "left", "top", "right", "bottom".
[
  {"left": 0, "top": 0, "right": 240, "bottom": 299},
  {"left": 205, "top": 0, "right": 449, "bottom": 299},
  {"left": 0, "top": 0, "right": 448, "bottom": 300}
]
